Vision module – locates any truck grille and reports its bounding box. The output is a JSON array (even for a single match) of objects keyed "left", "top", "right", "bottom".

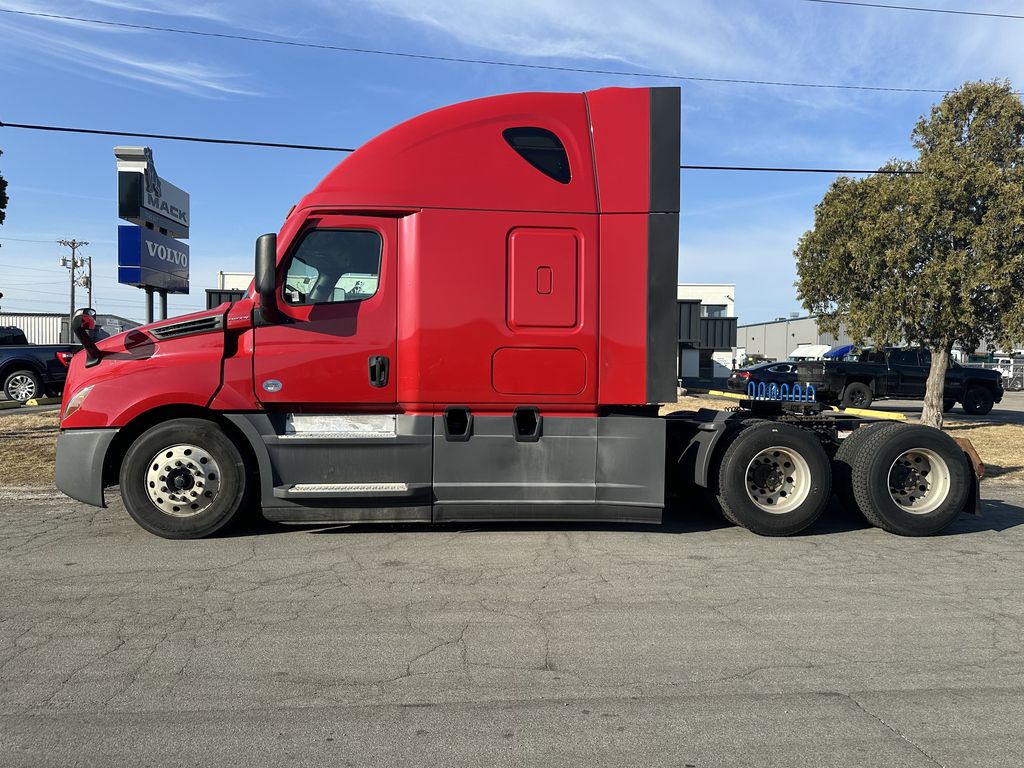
[{"left": 149, "top": 315, "right": 223, "bottom": 340}]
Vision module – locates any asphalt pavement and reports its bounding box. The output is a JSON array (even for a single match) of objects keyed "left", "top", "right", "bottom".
[
  {"left": 2, "top": 484, "right": 1023, "bottom": 767},
  {"left": 871, "top": 391, "right": 1024, "bottom": 425}
]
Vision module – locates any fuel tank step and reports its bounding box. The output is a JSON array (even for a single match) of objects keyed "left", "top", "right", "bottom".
[{"left": 272, "top": 482, "right": 428, "bottom": 500}]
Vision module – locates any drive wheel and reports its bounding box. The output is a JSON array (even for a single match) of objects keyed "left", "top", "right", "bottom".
[
  {"left": 841, "top": 382, "right": 873, "bottom": 409},
  {"left": 846, "top": 424, "right": 970, "bottom": 536},
  {"left": 119, "top": 418, "right": 251, "bottom": 539},
  {"left": 714, "top": 421, "right": 831, "bottom": 536},
  {"left": 833, "top": 422, "right": 905, "bottom": 514},
  {"left": 3, "top": 369, "right": 41, "bottom": 403}
]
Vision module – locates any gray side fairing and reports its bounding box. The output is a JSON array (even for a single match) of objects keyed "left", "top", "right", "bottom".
[
  {"left": 432, "top": 414, "right": 664, "bottom": 522},
  {"left": 227, "top": 413, "right": 667, "bottom": 525},
  {"left": 225, "top": 413, "right": 433, "bottom": 523}
]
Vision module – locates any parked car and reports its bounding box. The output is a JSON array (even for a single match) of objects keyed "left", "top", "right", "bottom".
[
  {"left": 727, "top": 361, "right": 799, "bottom": 393},
  {"left": 0, "top": 326, "right": 79, "bottom": 403},
  {"left": 796, "top": 346, "right": 1004, "bottom": 414}
]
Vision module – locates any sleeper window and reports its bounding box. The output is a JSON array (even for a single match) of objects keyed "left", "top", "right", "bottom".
[
  {"left": 283, "top": 229, "right": 381, "bottom": 305},
  {"left": 503, "top": 127, "right": 571, "bottom": 184}
]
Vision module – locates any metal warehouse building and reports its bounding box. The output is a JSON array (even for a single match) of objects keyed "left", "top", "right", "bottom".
[
  {"left": 0, "top": 312, "right": 140, "bottom": 344},
  {"left": 738, "top": 315, "right": 857, "bottom": 362}
]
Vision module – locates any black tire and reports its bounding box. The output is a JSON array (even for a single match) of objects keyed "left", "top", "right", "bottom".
[
  {"left": 713, "top": 421, "right": 832, "bottom": 536},
  {"left": 961, "top": 386, "right": 994, "bottom": 416},
  {"left": 841, "top": 382, "right": 873, "bottom": 409},
  {"left": 3, "top": 369, "right": 42, "bottom": 403},
  {"left": 942, "top": 399, "right": 956, "bottom": 413},
  {"left": 846, "top": 424, "right": 970, "bottom": 536},
  {"left": 119, "top": 418, "right": 252, "bottom": 539},
  {"left": 832, "top": 422, "right": 906, "bottom": 515}
]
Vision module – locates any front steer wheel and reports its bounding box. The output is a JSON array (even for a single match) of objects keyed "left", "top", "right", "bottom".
[
  {"left": 714, "top": 421, "right": 832, "bottom": 536},
  {"left": 119, "top": 418, "right": 252, "bottom": 539},
  {"left": 837, "top": 423, "right": 970, "bottom": 536}
]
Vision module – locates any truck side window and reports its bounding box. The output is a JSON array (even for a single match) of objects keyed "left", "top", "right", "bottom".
[
  {"left": 890, "top": 349, "right": 917, "bottom": 367},
  {"left": 282, "top": 229, "right": 382, "bottom": 305},
  {"left": 502, "top": 127, "right": 571, "bottom": 184}
]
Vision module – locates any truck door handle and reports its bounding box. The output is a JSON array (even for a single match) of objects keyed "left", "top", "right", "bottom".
[{"left": 368, "top": 355, "right": 389, "bottom": 388}]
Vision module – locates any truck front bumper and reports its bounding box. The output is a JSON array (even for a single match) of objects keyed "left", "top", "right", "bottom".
[{"left": 55, "top": 428, "right": 119, "bottom": 508}]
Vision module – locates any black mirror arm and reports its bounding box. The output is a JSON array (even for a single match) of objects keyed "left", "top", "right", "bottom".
[{"left": 71, "top": 309, "right": 104, "bottom": 367}]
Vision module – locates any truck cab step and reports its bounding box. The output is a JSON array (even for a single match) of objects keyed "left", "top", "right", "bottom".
[{"left": 272, "top": 482, "right": 428, "bottom": 500}]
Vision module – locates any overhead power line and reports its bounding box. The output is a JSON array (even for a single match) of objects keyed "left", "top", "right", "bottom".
[
  {"left": 802, "top": 0, "right": 1024, "bottom": 20},
  {"left": 0, "top": 122, "right": 355, "bottom": 152},
  {"left": 0, "top": 121, "right": 919, "bottom": 174},
  {"left": 0, "top": 7, "right": 954, "bottom": 95},
  {"left": 682, "top": 164, "right": 918, "bottom": 174}
]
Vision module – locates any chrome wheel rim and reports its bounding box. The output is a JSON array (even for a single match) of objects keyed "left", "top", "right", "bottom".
[
  {"left": 8, "top": 374, "right": 36, "bottom": 402},
  {"left": 145, "top": 444, "right": 221, "bottom": 518},
  {"left": 744, "top": 446, "right": 811, "bottom": 514},
  {"left": 887, "top": 448, "right": 950, "bottom": 515}
]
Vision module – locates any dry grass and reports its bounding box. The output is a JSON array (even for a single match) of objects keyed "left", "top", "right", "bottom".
[
  {"left": 1, "top": 397, "right": 1021, "bottom": 488},
  {"left": 942, "top": 421, "right": 1024, "bottom": 482},
  {"left": 0, "top": 410, "right": 59, "bottom": 488},
  {"left": 660, "top": 395, "right": 740, "bottom": 414}
]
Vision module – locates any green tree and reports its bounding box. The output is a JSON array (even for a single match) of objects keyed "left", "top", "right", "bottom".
[{"left": 796, "top": 80, "right": 1024, "bottom": 427}]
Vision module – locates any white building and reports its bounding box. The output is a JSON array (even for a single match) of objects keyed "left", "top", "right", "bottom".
[
  {"left": 217, "top": 272, "right": 254, "bottom": 291},
  {"left": 676, "top": 283, "right": 738, "bottom": 383}
]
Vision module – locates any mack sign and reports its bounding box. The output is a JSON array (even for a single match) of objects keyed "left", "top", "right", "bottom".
[
  {"left": 115, "top": 146, "right": 190, "bottom": 239},
  {"left": 118, "top": 225, "right": 190, "bottom": 293}
]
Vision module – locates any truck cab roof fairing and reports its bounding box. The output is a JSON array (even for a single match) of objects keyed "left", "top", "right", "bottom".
[{"left": 302, "top": 92, "right": 598, "bottom": 214}]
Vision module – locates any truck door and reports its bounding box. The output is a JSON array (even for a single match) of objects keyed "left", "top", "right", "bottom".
[
  {"left": 253, "top": 215, "right": 397, "bottom": 407},
  {"left": 889, "top": 348, "right": 927, "bottom": 397}
]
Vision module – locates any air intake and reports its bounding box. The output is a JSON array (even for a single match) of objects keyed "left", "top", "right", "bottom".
[{"left": 149, "top": 315, "right": 223, "bottom": 340}]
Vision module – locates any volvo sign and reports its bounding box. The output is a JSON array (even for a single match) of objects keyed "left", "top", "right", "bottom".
[
  {"left": 115, "top": 146, "right": 190, "bottom": 239},
  {"left": 117, "top": 225, "right": 190, "bottom": 293}
]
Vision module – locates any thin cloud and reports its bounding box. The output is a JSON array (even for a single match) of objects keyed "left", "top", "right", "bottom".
[
  {"left": 78, "top": 0, "right": 231, "bottom": 22},
  {"left": 0, "top": 14, "right": 260, "bottom": 97},
  {"left": 360, "top": 0, "right": 785, "bottom": 76}
]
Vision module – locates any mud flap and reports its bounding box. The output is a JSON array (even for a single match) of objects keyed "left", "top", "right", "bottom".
[{"left": 953, "top": 437, "right": 984, "bottom": 516}]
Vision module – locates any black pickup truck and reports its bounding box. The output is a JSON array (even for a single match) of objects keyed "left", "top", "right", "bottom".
[
  {"left": 796, "top": 347, "right": 1004, "bottom": 415},
  {"left": 0, "top": 326, "right": 79, "bottom": 403}
]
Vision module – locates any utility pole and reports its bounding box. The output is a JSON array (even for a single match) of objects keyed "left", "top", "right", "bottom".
[{"left": 59, "top": 239, "right": 88, "bottom": 343}]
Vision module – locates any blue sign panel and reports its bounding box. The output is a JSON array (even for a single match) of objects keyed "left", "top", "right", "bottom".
[{"left": 117, "top": 225, "right": 190, "bottom": 293}]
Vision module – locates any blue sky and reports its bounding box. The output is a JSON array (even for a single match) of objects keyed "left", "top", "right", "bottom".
[{"left": 1, "top": 0, "right": 1022, "bottom": 324}]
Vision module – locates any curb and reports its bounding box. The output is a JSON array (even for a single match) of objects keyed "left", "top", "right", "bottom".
[
  {"left": 0, "top": 396, "right": 62, "bottom": 410},
  {"left": 25, "top": 397, "right": 62, "bottom": 407}
]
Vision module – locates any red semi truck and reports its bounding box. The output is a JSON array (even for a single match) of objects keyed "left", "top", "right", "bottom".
[{"left": 55, "top": 86, "right": 980, "bottom": 539}]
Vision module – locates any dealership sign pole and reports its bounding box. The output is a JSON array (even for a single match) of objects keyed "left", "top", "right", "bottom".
[{"left": 114, "top": 147, "right": 190, "bottom": 322}]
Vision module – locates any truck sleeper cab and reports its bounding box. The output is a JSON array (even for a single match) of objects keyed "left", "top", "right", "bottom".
[{"left": 55, "top": 87, "right": 981, "bottom": 540}]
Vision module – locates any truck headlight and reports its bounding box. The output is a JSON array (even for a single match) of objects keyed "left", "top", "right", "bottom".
[{"left": 63, "top": 385, "right": 95, "bottom": 421}]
